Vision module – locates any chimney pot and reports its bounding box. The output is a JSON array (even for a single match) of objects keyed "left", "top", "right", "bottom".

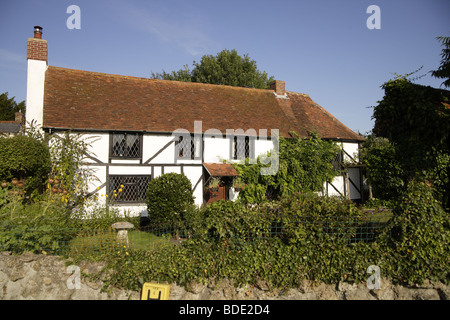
[
  {"left": 27, "top": 26, "right": 47, "bottom": 62},
  {"left": 34, "top": 26, "right": 43, "bottom": 39}
]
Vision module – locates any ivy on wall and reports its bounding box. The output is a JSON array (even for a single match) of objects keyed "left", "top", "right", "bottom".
[{"left": 233, "top": 132, "right": 341, "bottom": 204}]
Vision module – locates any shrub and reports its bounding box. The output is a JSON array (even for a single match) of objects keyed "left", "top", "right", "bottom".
[
  {"left": 360, "top": 134, "right": 405, "bottom": 201},
  {"left": 146, "top": 173, "right": 195, "bottom": 226},
  {"left": 0, "top": 135, "right": 51, "bottom": 195},
  {"left": 378, "top": 181, "right": 450, "bottom": 284}
]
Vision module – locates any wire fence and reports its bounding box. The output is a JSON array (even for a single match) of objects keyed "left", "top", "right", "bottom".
[{"left": 0, "top": 211, "right": 392, "bottom": 256}]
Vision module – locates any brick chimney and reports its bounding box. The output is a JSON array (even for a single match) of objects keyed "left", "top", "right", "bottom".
[
  {"left": 270, "top": 80, "right": 287, "bottom": 98},
  {"left": 15, "top": 111, "right": 24, "bottom": 124},
  {"left": 27, "top": 26, "right": 47, "bottom": 61},
  {"left": 26, "top": 26, "right": 47, "bottom": 128},
  {"left": 270, "top": 80, "right": 285, "bottom": 95}
]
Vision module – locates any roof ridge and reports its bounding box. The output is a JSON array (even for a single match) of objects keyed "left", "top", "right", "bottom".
[{"left": 47, "top": 65, "right": 275, "bottom": 93}]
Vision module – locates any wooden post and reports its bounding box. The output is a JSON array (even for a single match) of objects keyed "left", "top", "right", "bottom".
[{"left": 345, "top": 170, "right": 350, "bottom": 200}]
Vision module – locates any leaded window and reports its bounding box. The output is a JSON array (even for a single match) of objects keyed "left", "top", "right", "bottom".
[
  {"left": 109, "top": 175, "right": 151, "bottom": 203},
  {"left": 231, "top": 136, "right": 254, "bottom": 160},
  {"left": 175, "top": 134, "right": 201, "bottom": 160},
  {"left": 111, "top": 132, "right": 141, "bottom": 159}
]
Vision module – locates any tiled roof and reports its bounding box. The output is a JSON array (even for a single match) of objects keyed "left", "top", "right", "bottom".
[
  {"left": 0, "top": 122, "right": 22, "bottom": 133},
  {"left": 203, "top": 163, "right": 239, "bottom": 177},
  {"left": 42, "top": 66, "right": 363, "bottom": 141}
]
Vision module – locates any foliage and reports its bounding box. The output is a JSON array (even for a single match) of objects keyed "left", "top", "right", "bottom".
[
  {"left": 0, "top": 134, "right": 51, "bottom": 195},
  {"left": 0, "top": 92, "right": 25, "bottom": 121},
  {"left": 146, "top": 173, "right": 195, "bottom": 226},
  {"left": 100, "top": 190, "right": 449, "bottom": 292},
  {"left": 431, "top": 36, "right": 450, "bottom": 88},
  {"left": 360, "top": 134, "right": 405, "bottom": 200},
  {"left": 150, "top": 64, "right": 193, "bottom": 82},
  {"left": 373, "top": 76, "right": 449, "bottom": 175},
  {"left": 233, "top": 132, "right": 341, "bottom": 203},
  {"left": 425, "top": 151, "right": 450, "bottom": 207},
  {"left": 46, "top": 131, "right": 99, "bottom": 206},
  {"left": 99, "top": 195, "right": 383, "bottom": 291},
  {"left": 151, "top": 49, "right": 274, "bottom": 89},
  {"left": 372, "top": 75, "right": 450, "bottom": 209},
  {"left": 377, "top": 181, "right": 450, "bottom": 284},
  {"left": 0, "top": 193, "right": 77, "bottom": 254}
]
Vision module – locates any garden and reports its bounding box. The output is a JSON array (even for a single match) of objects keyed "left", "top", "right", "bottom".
[{"left": 0, "top": 113, "right": 448, "bottom": 295}]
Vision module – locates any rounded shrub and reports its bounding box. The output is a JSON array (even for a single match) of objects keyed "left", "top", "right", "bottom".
[
  {"left": 0, "top": 135, "right": 51, "bottom": 194},
  {"left": 146, "top": 173, "right": 195, "bottom": 226}
]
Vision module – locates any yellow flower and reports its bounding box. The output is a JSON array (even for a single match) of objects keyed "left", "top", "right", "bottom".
[
  {"left": 96, "top": 187, "right": 100, "bottom": 190},
  {"left": 105, "top": 194, "right": 108, "bottom": 198},
  {"left": 120, "top": 184, "right": 124, "bottom": 188},
  {"left": 118, "top": 188, "right": 123, "bottom": 192}
]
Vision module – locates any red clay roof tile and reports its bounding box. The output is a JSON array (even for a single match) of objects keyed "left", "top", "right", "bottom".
[{"left": 42, "top": 66, "right": 363, "bottom": 141}]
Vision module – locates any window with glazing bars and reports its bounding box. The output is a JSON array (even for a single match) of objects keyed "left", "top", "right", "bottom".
[
  {"left": 175, "top": 134, "right": 201, "bottom": 160},
  {"left": 231, "top": 136, "right": 254, "bottom": 160},
  {"left": 109, "top": 175, "right": 151, "bottom": 203},
  {"left": 111, "top": 133, "right": 141, "bottom": 158}
]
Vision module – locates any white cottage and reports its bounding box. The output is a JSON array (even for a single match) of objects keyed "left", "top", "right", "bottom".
[{"left": 25, "top": 26, "right": 364, "bottom": 217}]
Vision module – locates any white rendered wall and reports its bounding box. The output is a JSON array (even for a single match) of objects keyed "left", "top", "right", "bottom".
[
  {"left": 143, "top": 134, "right": 175, "bottom": 164},
  {"left": 26, "top": 59, "right": 47, "bottom": 127},
  {"left": 203, "top": 136, "right": 230, "bottom": 163},
  {"left": 342, "top": 142, "right": 360, "bottom": 163}
]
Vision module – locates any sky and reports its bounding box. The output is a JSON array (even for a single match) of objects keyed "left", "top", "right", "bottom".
[{"left": 0, "top": 0, "right": 449, "bottom": 135}]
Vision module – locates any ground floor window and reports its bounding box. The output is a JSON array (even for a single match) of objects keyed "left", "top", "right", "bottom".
[{"left": 108, "top": 175, "right": 151, "bottom": 203}]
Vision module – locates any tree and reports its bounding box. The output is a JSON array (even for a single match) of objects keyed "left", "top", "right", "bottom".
[
  {"left": 372, "top": 75, "right": 450, "bottom": 209},
  {"left": 360, "top": 134, "right": 405, "bottom": 201},
  {"left": 0, "top": 92, "right": 25, "bottom": 121},
  {"left": 151, "top": 49, "right": 274, "bottom": 89},
  {"left": 431, "top": 36, "right": 450, "bottom": 88},
  {"left": 150, "top": 64, "right": 192, "bottom": 83}
]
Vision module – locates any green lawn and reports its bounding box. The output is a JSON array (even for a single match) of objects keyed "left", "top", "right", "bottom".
[{"left": 68, "top": 229, "right": 174, "bottom": 255}]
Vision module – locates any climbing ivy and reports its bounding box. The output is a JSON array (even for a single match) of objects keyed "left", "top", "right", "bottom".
[
  {"left": 233, "top": 132, "right": 341, "bottom": 203},
  {"left": 372, "top": 75, "right": 450, "bottom": 209}
]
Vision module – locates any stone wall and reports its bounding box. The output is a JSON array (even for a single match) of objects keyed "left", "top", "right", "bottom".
[{"left": 0, "top": 252, "right": 448, "bottom": 300}]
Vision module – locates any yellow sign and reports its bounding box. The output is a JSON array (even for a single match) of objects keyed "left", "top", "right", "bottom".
[{"left": 141, "top": 282, "right": 170, "bottom": 300}]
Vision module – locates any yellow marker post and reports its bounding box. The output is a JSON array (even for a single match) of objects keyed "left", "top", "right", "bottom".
[{"left": 141, "top": 282, "right": 170, "bottom": 300}]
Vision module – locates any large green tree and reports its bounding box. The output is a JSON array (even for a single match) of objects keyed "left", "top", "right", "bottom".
[
  {"left": 0, "top": 92, "right": 25, "bottom": 121},
  {"left": 372, "top": 75, "right": 450, "bottom": 209},
  {"left": 151, "top": 49, "right": 274, "bottom": 89},
  {"left": 431, "top": 36, "right": 450, "bottom": 88}
]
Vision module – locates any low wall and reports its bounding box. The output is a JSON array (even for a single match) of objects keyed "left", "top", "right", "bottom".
[{"left": 0, "top": 252, "right": 448, "bottom": 300}]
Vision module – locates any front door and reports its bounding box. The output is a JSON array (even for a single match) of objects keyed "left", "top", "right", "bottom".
[{"left": 206, "top": 184, "right": 227, "bottom": 204}]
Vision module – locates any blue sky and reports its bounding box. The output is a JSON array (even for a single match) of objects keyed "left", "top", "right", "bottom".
[{"left": 0, "top": 0, "right": 449, "bottom": 135}]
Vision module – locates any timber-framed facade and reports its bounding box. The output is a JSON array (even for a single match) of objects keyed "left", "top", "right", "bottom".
[{"left": 26, "top": 26, "right": 365, "bottom": 217}]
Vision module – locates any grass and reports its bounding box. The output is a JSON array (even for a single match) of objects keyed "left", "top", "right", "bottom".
[
  {"left": 128, "top": 230, "right": 174, "bottom": 250},
  {"left": 363, "top": 208, "right": 393, "bottom": 223},
  {"left": 68, "top": 228, "right": 174, "bottom": 255}
]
